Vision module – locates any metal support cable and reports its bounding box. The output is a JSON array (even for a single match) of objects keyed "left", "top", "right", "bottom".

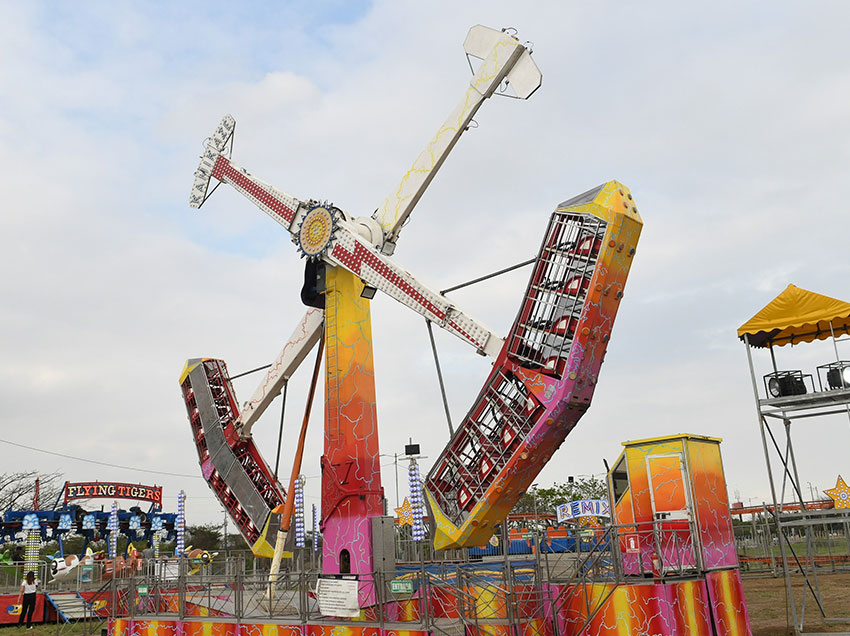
[
  {"left": 780, "top": 531, "right": 827, "bottom": 617},
  {"left": 229, "top": 364, "right": 272, "bottom": 381},
  {"left": 426, "top": 319, "right": 454, "bottom": 437},
  {"left": 441, "top": 257, "right": 535, "bottom": 295},
  {"left": 274, "top": 382, "right": 288, "bottom": 481},
  {"left": 763, "top": 420, "right": 807, "bottom": 504}
]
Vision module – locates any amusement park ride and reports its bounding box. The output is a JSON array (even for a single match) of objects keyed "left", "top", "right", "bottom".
[
  {"left": 173, "top": 24, "right": 751, "bottom": 636},
  {"left": 0, "top": 480, "right": 178, "bottom": 583},
  {"left": 181, "top": 23, "right": 638, "bottom": 569}
]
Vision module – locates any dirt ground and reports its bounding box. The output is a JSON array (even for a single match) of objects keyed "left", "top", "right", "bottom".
[{"left": 743, "top": 571, "right": 850, "bottom": 635}]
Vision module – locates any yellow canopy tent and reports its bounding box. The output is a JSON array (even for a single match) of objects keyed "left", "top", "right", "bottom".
[{"left": 738, "top": 284, "right": 850, "bottom": 348}]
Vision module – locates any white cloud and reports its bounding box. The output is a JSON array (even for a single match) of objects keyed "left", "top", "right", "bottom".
[{"left": 1, "top": 0, "right": 849, "bottom": 532}]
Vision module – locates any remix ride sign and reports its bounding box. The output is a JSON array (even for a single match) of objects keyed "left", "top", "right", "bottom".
[{"left": 556, "top": 499, "right": 610, "bottom": 523}]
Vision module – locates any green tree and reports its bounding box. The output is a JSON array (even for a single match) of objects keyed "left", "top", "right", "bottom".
[
  {"left": 513, "top": 476, "right": 608, "bottom": 516},
  {"left": 0, "top": 471, "right": 64, "bottom": 512},
  {"left": 186, "top": 524, "right": 223, "bottom": 550}
]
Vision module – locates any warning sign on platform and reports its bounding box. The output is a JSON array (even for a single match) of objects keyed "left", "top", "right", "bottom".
[
  {"left": 625, "top": 534, "right": 640, "bottom": 554},
  {"left": 316, "top": 575, "right": 360, "bottom": 618}
]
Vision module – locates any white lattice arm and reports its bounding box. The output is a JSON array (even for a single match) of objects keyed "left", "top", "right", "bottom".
[
  {"left": 235, "top": 309, "right": 324, "bottom": 438},
  {"left": 373, "top": 25, "right": 541, "bottom": 253}
]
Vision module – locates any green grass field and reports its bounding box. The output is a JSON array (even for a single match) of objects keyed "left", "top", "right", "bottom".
[{"left": 743, "top": 572, "right": 850, "bottom": 635}]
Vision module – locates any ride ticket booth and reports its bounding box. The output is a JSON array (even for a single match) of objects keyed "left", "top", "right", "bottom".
[{"left": 607, "top": 434, "right": 738, "bottom": 577}]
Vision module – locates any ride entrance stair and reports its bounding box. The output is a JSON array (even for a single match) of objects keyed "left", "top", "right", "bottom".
[{"left": 45, "top": 592, "right": 91, "bottom": 622}]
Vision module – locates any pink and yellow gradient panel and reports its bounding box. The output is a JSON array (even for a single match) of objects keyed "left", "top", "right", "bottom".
[
  {"left": 239, "top": 626, "right": 302, "bottom": 636},
  {"left": 111, "top": 621, "right": 433, "bottom": 636},
  {"left": 706, "top": 569, "right": 752, "bottom": 635},
  {"left": 619, "top": 438, "right": 692, "bottom": 574},
  {"left": 688, "top": 439, "right": 738, "bottom": 569},
  {"left": 555, "top": 580, "right": 714, "bottom": 635},
  {"left": 305, "top": 627, "right": 430, "bottom": 636},
  {"left": 621, "top": 438, "right": 685, "bottom": 525},
  {"left": 428, "top": 181, "right": 643, "bottom": 550},
  {"left": 321, "top": 266, "right": 384, "bottom": 575},
  {"left": 111, "top": 619, "right": 237, "bottom": 636}
]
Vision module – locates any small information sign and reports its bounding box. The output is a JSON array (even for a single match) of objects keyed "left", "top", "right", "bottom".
[
  {"left": 390, "top": 579, "right": 414, "bottom": 594},
  {"left": 625, "top": 534, "right": 640, "bottom": 554},
  {"left": 137, "top": 585, "right": 149, "bottom": 596},
  {"left": 316, "top": 575, "right": 360, "bottom": 618}
]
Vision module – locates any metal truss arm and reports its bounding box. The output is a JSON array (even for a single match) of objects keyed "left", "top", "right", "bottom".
[
  {"left": 236, "top": 308, "right": 324, "bottom": 438},
  {"left": 191, "top": 131, "right": 504, "bottom": 358},
  {"left": 326, "top": 221, "right": 504, "bottom": 357},
  {"left": 373, "top": 25, "right": 541, "bottom": 252}
]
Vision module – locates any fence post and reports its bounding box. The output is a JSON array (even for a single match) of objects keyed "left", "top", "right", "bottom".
[
  {"left": 298, "top": 570, "right": 306, "bottom": 624},
  {"left": 375, "top": 571, "right": 384, "bottom": 630},
  {"left": 612, "top": 525, "right": 623, "bottom": 581},
  {"left": 504, "top": 562, "right": 516, "bottom": 636},
  {"left": 178, "top": 558, "right": 186, "bottom": 621},
  {"left": 129, "top": 571, "right": 136, "bottom": 620},
  {"left": 235, "top": 569, "right": 243, "bottom": 621},
  {"left": 111, "top": 575, "right": 117, "bottom": 625},
  {"left": 420, "top": 552, "right": 430, "bottom": 632}
]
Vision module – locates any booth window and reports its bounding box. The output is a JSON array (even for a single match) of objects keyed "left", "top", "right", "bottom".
[{"left": 611, "top": 456, "right": 629, "bottom": 504}]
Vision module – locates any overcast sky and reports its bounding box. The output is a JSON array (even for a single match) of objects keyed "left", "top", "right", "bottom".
[{"left": 2, "top": 1, "right": 849, "bottom": 531}]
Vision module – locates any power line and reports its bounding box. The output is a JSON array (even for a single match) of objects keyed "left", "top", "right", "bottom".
[
  {"left": 0, "top": 442, "right": 410, "bottom": 483},
  {"left": 0, "top": 438, "right": 203, "bottom": 479}
]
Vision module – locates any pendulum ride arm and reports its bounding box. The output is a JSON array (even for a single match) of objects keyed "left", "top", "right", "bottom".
[
  {"left": 179, "top": 358, "right": 285, "bottom": 557},
  {"left": 269, "top": 333, "right": 324, "bottom": 585},
  {"left": 190, "top": 119, "right": 504, "bottom": 357},
  {"left": 374, "top": 24, "right": 541, "bottom": 252},
  {"left": 424, "top": 183, "right": 643, "bottom": 550},
  {"left": 235, "top": 308, "right": 323, "bottom": 438},
  {"left": 182, "top": 25, "right": 543, "bottom": 557},
  {"left": 188, "top": 24, "right": 541, "bottom": 437},
  {"left": 189, "top": 23, "right": 541, "bottom": 362}
]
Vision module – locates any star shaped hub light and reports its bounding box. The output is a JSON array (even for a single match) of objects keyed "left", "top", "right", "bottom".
[
  {"left": 298, "top": 205, "right": 338, "bottom": 259},
  {"left": 825, "top": 475, "right": 850, "bottom": 509},
  {"left": 395, "top": 497, "right": 414, "bottom": 527}
]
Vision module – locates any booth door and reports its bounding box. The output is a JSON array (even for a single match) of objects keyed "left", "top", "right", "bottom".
[{"left": 646, "top": 454, "right": 697, "bottom": 573}]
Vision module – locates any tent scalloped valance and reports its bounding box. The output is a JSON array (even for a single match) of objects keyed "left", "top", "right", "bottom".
[{"left": 738, "top": 284, "right": 850, "bottom": 348}]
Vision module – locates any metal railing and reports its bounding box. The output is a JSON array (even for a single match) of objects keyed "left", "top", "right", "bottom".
[{"left": 92, "top": 521, "right": 719, "bottom": 633}]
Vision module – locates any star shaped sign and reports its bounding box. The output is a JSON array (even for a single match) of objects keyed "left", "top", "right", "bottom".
[
  {"left": 825, "top": 475, "right": 850, "bottom": 509},
  {"left": 395, "top": 497, "right": 414, "bottom": 526}
]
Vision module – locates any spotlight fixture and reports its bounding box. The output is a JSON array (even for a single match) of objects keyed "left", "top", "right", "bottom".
[
  {"left": 360, "top": 283, "right": 377, "bottom": 299},
  {"left": 763, "top": 370, "right": 808, "bottom": 398},
  {"left": 405, "top": 443, "right": 420, "bottom": 456},
  {"left": 828, "top": 367, "right": 850, "bottom": 390},
  {"left": 816, "top": 361, "right": 850, "bottom": 391}
]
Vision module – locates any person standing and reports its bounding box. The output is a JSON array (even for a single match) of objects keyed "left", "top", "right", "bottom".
[{"left": 17, "top": 570, "right": 37, "bottom": 629}]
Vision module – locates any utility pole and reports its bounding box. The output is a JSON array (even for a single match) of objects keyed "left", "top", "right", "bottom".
[
  {"left": 394, "top": 453, "right": 399, "bottom": 508},
  {"left": 223, "top": 510, "right": 228, "bottom": 555}
]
